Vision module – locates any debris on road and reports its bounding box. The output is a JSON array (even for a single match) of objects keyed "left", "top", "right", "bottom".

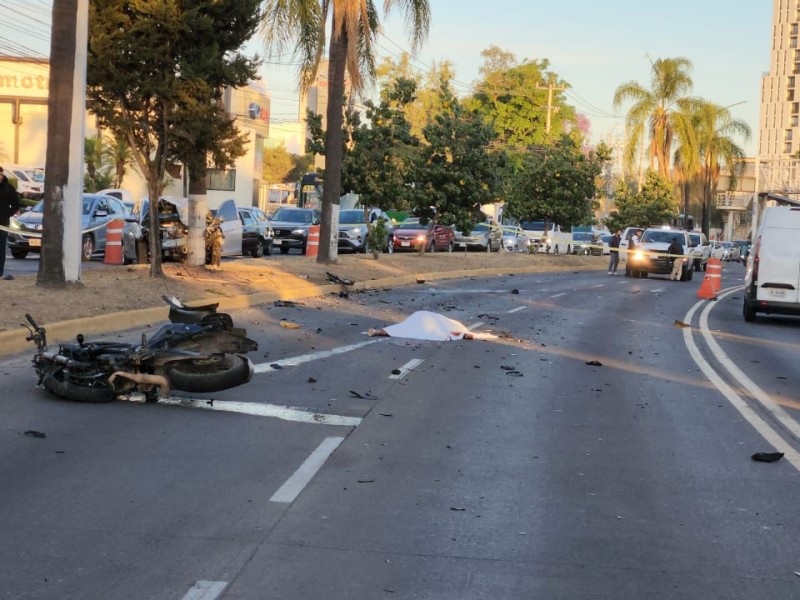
[
  {"left": 673, "top": 320, "right": 691, "bottom": 329},
  {"left": 585, "top": 360, "right": 603, "bottom": 367},
  {"left": 24, "top": 430, "right": 46, "bottom": 439},
  {"left": 279, "top": 320, "right": 304, "bottom": 329},
  {"left": 349, "top": 390, "right": 377, "bottom": 400},
  {"left": 327, "top": 272, "right": 354, "bottom": 286},
  {"left": 751, "top": 452, "right": 785, "bottom": 463},
  {"left": 273, "top": 300, "right": 303, "bottom": 307}
]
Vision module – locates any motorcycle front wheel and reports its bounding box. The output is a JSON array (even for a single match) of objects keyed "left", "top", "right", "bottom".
[
  {"left": 42, "top": 370, "right": 116, "bottom": 403},
  {"left": 166, "top": 354, "right": 253, "bottom": 393}
]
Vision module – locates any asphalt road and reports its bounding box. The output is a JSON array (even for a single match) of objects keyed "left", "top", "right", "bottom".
[{"left": 1, "top": 262, "right": 799, "bottom": 600}]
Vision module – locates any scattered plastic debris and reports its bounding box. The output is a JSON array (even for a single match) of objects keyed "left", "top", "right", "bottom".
[
  {"left": 673, "top": 320, "right": 691, "bottom": 329},
  {"left": 279, "top": 320, "right": 304, "bottom": 329},
  {"left": 326, "top": 272, "right": 354, "bottom": 286},
  {"left": 585, "top": 360, "right": 603, "bottom": 367},
  {"left": 274, "top": 300, "right": 303, "bottom": 307},
  {"left": 349, "top": 390, "right": 377, "bottom": 400},
  {"left": 24, "top": 430, "right": 46, "bottom": 439}
]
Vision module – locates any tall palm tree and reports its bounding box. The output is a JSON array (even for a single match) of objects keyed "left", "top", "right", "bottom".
[
  {"left": 261, "top": 0, "right": 430, "bottom": 263},
  {"left": 103, "top": 132, "right": 135, "bottom": 189},
  {"left": 693, "top": 101, "right": 751, "bottom": 237},
  {"left": 613, "top": 57, "right": 696, "bottom": 180}
]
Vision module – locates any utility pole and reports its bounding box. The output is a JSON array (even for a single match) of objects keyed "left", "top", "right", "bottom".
[{"left": 537, "top": 82, "right": 566, "bottom": 134}]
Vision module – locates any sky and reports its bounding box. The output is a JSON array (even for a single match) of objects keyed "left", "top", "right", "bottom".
[{"left": 3, "top": 0, "right": 773, "bottom": 156}]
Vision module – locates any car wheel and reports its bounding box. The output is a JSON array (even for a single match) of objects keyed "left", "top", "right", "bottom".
[
  {"left": 280, "top": 246, "right": 290, "bottom": 254},
  {"left": 264, "top": 242, "right": 272, "bottom": 256},
  {"left": 81, "top": 234, "right": 95, "bottom": 262},
  {"left": 251, "top": 239, "right": 264, "bottom": 258},
  {"left": 11, "top": 249, "right": 27, "bottom": 259},
  {"left": 743, "top": 299, "right": 756, "bottom": 322}
]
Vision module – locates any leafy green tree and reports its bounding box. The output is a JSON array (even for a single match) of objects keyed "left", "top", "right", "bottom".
[
  {"left": 504, "top": 137, "right": 610, "bottom": 231},
  {"left": 467, "top": 46, "right": 577, "bottom": 149},
  {"left": 604, "top": 170, "right": 678, "bottom": 231},
  {"left": 262, "top": 143, "right": 297, "bottom": 183},
  {"left": 87, "top": 0, "right": 260, "bottom": 276},
  {"left": 261, "top": 0, "right": 431, "bottom": 264},
  {"left": 342, "top": 77, "right": 419, "bottom": 213},
  {"left": 613, "top": 57, "right": 696, "bottom": 180},
  {"left": 412, "top": 85, "right": 502, "bottom": 237}
]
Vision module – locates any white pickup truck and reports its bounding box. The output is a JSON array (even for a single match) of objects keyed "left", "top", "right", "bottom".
[{"left": 520, "top": 220, "right": 572, "bottom": 254}]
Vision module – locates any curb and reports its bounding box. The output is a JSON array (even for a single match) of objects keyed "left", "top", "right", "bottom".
[{"left": 0, "top": 264, "right": 599, "bottom": 358}]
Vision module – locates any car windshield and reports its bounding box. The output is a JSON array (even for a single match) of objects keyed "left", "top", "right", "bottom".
[
  {"left": 339, "top": 210, "right": 367, "bottom": 225},
  {"left": 721, "top": 242, "right": 733, "bottom": 249},
  {"left": 520, "top": 221, "right": 546, "bottom": 231},
  {"left": 573, "top": 232, "right": 593, "bottom": 241},
  {"left": 82, "top": 197, "right": 96, "bottom": 216},
  {"left": 271, "top": 208, "right": 312, "bottom": 223},
  {"left": 472, "top": 223, "right": 490, "bottom": 233},
  {"left": 396, "top": 221, "right": 425, "bottom": 230},
  {"left": 689, "top": 233, "right": 702, "bottom": 244},
  {"left": 642, "top": 230, "right": 682, "bottom": 244}
]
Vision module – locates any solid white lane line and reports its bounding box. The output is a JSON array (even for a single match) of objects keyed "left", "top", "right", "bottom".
[
  {"left": 507, "top": 306, "right": 527, "bottom": 314},
  {"left": 699, "top": 288, "right": 800, "bottom": 441},
  {"left": 181, "top": 580, "right": 227, "bottom": 600},
  {"left": 389, "top": 358, "right": 425, "bottom": 380},
  {"left": 253, "top": 340, "right": 381, "bottom": 374},
  {"left": 270, "top": 436, "right": 345, "bottom": 503},
  {"left": 592, "top": 284, "right": 604, "bottom": 288},
  {"left": 682, "top": 298, "right": 800, "bottom": 472},
  {"left": 468, "top": 321, "right": 485, "bottom": 330},
  {"left": 155, "top": 397, "right": 361, "bottom": 426},
  {"left": 549, "top": 292, "right": 566, "bottom": 299}
]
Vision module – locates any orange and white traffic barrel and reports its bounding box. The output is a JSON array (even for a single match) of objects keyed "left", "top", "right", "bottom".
[
  {"left": 706, "top": 258, "right": 722, "bottom": 293},
  {"left": 305, "top": 225, "right": 320, "bottom": 257},
  {"left": 103, "top": 219, "right": 124, "bottom": 265}
]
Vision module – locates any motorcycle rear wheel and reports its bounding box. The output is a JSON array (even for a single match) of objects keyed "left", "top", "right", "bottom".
[{"left": 167, "top": 354, "right": 252, "bottom": 393}]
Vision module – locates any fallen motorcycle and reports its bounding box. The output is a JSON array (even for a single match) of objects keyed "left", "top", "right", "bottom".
[{"left": 24, "top": 296, "right": 258, "bottom": 403}]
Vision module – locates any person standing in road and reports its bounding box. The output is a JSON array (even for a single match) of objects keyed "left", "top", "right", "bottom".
[
  {"left": 624, "top": 229, "right": 641, "bottom": 277},
  {"left": 608, "top": 229, "right": 622, "bottom": 275},
  {"left": 0, "top": 166, "right": 21, "bottom": 281},
  {"left": 668, "top": 236, "right": 685, "bottom": 281}
]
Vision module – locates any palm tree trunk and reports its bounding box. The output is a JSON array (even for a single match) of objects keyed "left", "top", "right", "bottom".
[{"left": 317, "top": 19, "right": 348, "bottom": 264}]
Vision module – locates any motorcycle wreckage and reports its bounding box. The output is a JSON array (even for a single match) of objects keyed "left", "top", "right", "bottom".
[{"left": 24, "top": 296, "right": 258, "bottom": 403}]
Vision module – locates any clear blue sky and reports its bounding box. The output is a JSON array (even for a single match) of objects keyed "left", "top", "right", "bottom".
[
  {"left": 4, "top": 0, "right": 772, "bottom": 156},
  {"left": 263, "top": 0, "right": 771, "bottom": 156}
]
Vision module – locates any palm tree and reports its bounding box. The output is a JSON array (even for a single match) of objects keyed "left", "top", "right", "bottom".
[
  {"left": 613, "top": 57, "right": 696, "bottom": 180},
  {"left": 261, "top": 0, "right": 431, "bottom": 263},
  {"left": 103, "top": 133, "right": 135, "bottom": 189},
  {"left": 693, "top": 101, "right": 751, "bottom": 237}
]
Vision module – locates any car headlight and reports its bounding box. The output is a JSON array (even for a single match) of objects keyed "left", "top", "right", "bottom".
[
  {"left": 292, "top": 228, "right": 305, "bottom": 235},
  {"left": 416, "top": 234, "right": 426, "bottom": 242},
  {"left": 633, "top": 250, "right": 645, "bottom": 261},
  {"left": 9, "top": 218, "right": 21, "bottom": 230}
]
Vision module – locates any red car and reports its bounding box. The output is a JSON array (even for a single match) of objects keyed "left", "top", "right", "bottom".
[{"left": 391, "top": 219, "right": 455, "bottom": 252}]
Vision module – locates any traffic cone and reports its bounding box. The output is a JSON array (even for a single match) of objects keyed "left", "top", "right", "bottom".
[
  {"left": 706, "top": 258, "right": 722, "bottom": 293},
  {"left": 697, "top": 274, "right": 717, "bottom": 300}
]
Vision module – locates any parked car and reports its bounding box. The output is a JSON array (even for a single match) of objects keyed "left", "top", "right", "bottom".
[
  {"left": 5, "top": 164, "right": 44, "bottom": 200},
  {"left": 269, "top": 207, "right": 321, "bottom": 254},
  {"left": 8, "top": 193, "right": 132, "bottom": 262},
  {"left": 502, "top": 224, "right": 530, "bottom": 253},
  {"left": 743, "top": 206, "right": 800, "bottom": 321},
  {"left": 688, "top": 231, "right": 711, "bottom": 271},
  {"left": 337, "top": 208, "right": 394, "bottom": 253},
  {"left": 135, "top": 197, "right": 192, "bottom": 262},
  {"left": 238, "top": 206, "right": 273, "bottom": 257},
  {"left": 454, "top": 222, "right": 502, "bottom": 252},
  {"left": 713, "top": 241, "right": 740, "bottom": 262},
  {"left": 733, "top": 239, "right": 750, "bottom": 263},
  {"left": 571, "top": 231, "right": 603, "bottom": 256},
  {"left": 391, "top": 219, "right": 455, "bottom": 252},
  {"left": 599, "top": 234, "right": 612, "bottom": 255}
]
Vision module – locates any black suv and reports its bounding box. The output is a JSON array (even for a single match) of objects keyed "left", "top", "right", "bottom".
[{"left": 269, "top": 207, "right": 321, "bottom": 254}]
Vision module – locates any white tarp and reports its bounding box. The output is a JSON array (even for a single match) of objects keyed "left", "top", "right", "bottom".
[{"left": 379, "top": 311, "right": 473, "bottom": 341}]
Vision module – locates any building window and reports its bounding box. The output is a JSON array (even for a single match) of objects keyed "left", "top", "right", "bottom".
[
  {"left": 206, "top": 169, "right": 236, "bottom": 191},
  {"left": 785, "top": 142, "right": 793, "bottom": 154},
  {"left": 791, "top": 76, "right": 797, "bottom": 88},
  {"left": 793, "top": 102, "right": 800, "bottom": 114},
  {"left": 789, "top": 89, "right": 796, "bottom": 101},
  {"left": 786, "top": 129, "right": 794, "bottom": 141},
  {"left": 792, "top": 37, "right": 799, "bottom": 48},
  {"left": 793, "top": 23, "right": 799, "bottom": 35},
  {"left": 793, "top": 115, "right": 799, "bottom": 127}
]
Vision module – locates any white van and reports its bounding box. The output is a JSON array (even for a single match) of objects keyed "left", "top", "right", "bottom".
[{"left": 743, "top": 206, "right": 800, "bottom": 321}]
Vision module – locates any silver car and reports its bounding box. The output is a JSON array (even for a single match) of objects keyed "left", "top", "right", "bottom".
[{"left": 454, "top": 222, "right": 502, "bottom": 252}]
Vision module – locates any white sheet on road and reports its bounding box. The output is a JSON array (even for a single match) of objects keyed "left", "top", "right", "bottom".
[{"left": 381, "top": 310, "right": 473, "bottom": 341}]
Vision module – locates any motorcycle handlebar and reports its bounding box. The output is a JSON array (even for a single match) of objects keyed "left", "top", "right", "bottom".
[{"left": 25, "top": 314, "right": 40, "bottom": 330}]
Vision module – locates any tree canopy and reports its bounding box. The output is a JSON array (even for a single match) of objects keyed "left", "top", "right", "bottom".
[{"left": 87, "top": 0, "right": 261, "bottom": 276}]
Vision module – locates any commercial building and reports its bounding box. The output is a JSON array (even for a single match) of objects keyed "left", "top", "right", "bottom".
[{"left": 0, "top": 56, "right": 273, "bottom": 210}]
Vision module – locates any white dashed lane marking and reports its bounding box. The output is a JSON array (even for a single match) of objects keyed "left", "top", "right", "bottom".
[{"left": 270, "top": 436, "right": 345, "bottom": 503}]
